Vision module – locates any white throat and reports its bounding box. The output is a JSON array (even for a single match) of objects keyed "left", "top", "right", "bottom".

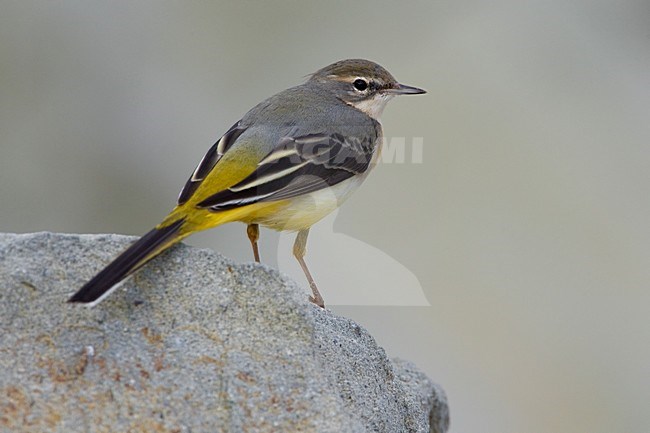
[{"left": 348, "top": 93, "right": 394, "bottom": 120}]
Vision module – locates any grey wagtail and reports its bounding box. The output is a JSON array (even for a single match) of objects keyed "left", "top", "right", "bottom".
[{"left": 68, "top": 59, "right": 425, "bottom": 308}]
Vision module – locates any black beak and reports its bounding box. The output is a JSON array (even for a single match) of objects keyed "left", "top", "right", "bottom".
[{"left": 386, "top": 83, "right": 427, "bottom": 95}]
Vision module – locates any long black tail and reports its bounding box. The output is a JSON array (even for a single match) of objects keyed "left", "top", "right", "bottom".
[{"left": 68, "top": 219, "right": 186, "bottom": 304}]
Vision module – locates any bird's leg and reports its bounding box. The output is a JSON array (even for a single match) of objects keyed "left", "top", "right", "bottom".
[
  {"left": 293, "top": 229, "right": 325, "bottom": 308},
  {"left": 247, "top": 223, "right": 261, "bottom": 263}
]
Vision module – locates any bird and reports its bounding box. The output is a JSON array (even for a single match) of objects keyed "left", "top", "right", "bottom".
[{"left": 68, "top": 59, "right": 426, "bottom": 308}]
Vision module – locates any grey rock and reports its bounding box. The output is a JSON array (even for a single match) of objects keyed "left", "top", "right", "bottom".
[{"left": 0, "top": 232, "right": 449, "bottom": 433}]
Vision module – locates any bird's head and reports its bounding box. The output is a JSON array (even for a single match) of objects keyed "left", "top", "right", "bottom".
[{"left": 309, "top": 59, "right": 426, "bottom": 119}]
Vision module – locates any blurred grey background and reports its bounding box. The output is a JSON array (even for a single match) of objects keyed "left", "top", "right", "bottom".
[{"left": 2, "top": 1, "right": 649, "bottom": 432}]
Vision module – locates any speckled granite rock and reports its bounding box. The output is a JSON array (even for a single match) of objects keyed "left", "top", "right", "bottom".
[{"left": 0, "top": 232, "right": 449, "bottom": 433}]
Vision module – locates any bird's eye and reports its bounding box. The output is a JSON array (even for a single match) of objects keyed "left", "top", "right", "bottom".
[{"left": 353, "top": 78, "right": 369, "bottom": 92}]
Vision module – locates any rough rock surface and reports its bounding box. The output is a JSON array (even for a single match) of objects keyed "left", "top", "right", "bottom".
[{"left": 0, "top": 232, "right": 449, "bottom": 433}]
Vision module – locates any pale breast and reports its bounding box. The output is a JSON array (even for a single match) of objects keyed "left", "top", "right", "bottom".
[
  {"left": 252, "top": 123, "right": 384, "bottom": 232},
  {"left": 253, "top": 174, "right": 364, "bottom": 231}
]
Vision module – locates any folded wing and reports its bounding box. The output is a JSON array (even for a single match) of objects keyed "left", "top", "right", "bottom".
[{"left": 197, "top": 132, "right": 377, "bottom": 210}]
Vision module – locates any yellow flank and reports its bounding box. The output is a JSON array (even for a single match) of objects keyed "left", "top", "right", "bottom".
[
  {"left": 157, "top": 135, "right": 287, "bottom": 234},
  {"left": 178, "top": 200, "right": 291, "bottom": 233}
]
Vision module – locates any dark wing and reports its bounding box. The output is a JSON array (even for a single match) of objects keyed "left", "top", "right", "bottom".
[
  {"left": 177, "top": 121, "right": 247, "bottom": 205},
  {"left": 196, "top": 132, "right": 377, "bottom": 210}
]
